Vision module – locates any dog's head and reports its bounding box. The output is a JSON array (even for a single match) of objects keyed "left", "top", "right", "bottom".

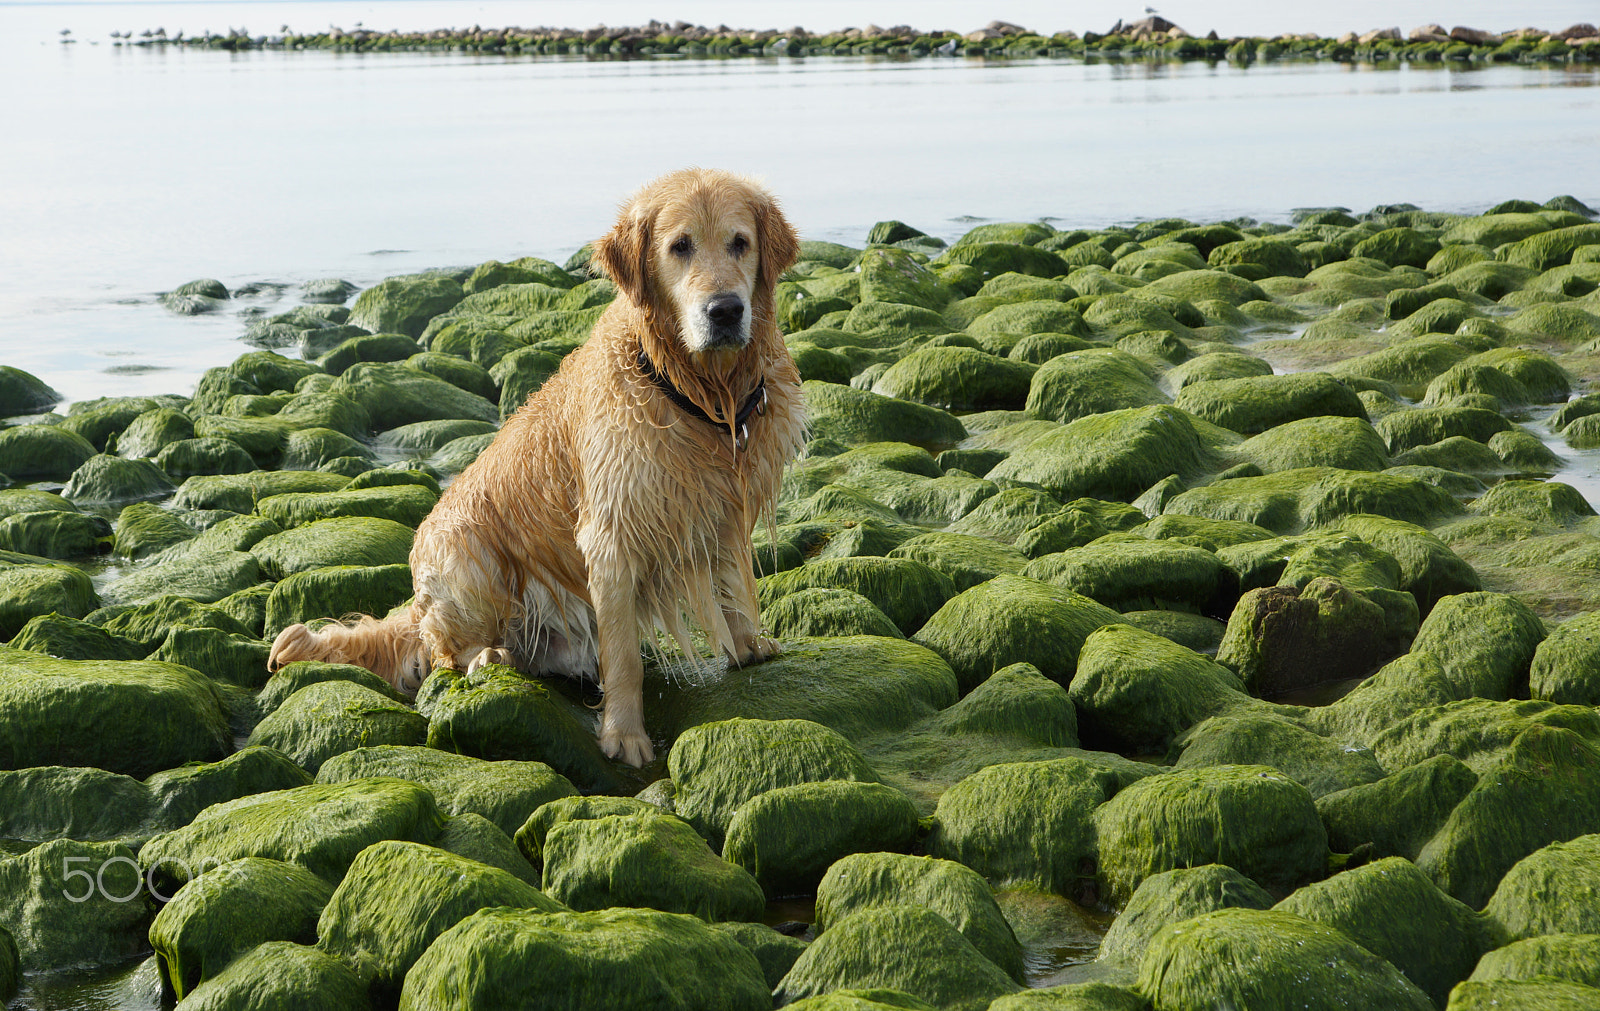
[{"left": 596, "top": 168, "right": 799, "bottom": 354}]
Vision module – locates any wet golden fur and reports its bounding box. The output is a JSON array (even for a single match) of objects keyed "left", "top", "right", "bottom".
[{"left": 267, "top": 168, "right": 806, "bottom": 765}]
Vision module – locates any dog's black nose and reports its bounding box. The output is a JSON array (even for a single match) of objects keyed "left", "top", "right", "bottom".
[{"left": 706, "top": 294, "right": 744, "bottom": 328}]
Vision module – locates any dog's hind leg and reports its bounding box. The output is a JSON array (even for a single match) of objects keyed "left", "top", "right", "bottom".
[{"left": 715, "top": 534, "right": 780, "bottom": 666}]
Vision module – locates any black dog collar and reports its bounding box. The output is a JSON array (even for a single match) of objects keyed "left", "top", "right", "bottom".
[{"left": 637, "top": 351, "right": 767, "bottom": 449}]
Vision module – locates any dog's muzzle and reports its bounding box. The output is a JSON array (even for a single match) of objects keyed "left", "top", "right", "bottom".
[{"left": 703, "top": 293, "right": 748, "bottom": 347}]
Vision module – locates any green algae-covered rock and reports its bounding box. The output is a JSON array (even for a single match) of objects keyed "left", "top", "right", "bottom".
[
  {"left": 258, "top": 660, "right": 406, "bottom": 714},
  {"left": 147, "top": 624, "right": 271, "bottom": 689},
  {"left": 490, "top": 347, "right": 563, "bottom": 418},
  {"left": 1531, "top": 612, "right": 1600, "bottom": 705},
  {"left": 150, "top": 856, "right": 333, "bottom": 1000},
  {"left": 646, "top": 637, "right": 959, "bottom": 745},
  {"left": 668, "top": 717, "right": 879, "bottom": 846},
  {"left": 513, "top": 796, "right": 659, "bottom": 867},
  {"left": 1209, "top": 237, "right": 1311, "bottom": 277},
  {"left": 317, "top": 746, "right": 573, "bottom": 839},
  {"left": 349, "top": 275, "right": 463, "bottom": 338},
  {"left": 1164, "top": 466, "right": 1461, "bottom": 534},
  {"left": 89, "top": 592, "right": 251, "bottom": 649},
  {"left": 0, "top": 838, "right": 150, "bottom": 969},
  {"left": 988, "top": 406, "right": 1236, "bottom": 503},
  {"left": 263, "top": 563, "right": 414, "bottom": 639},
  {"left": 1418, "top": 726, "right": 1600, "bottom": 909},
  {"left": 0, "top": 423, "right": 96, "bottom": 481},
  {"left": 1173, "top": 372, "right": 1366, "bottom": 437},
  {"left": 759, "top": 557, "right": 955, "bottom": 636},
  {"left": 256, "top": 484, "right": 436, "bottom": 530},
  {"left": 803, "top": 381, "right": 967, "bottom": 448},
  {"left": 914, "top": 575, "right": 1122, "bottom": 693},
  {"left": 709, "top": 921, "right": 809, "bottom": 990},
  {"left": 334, "top": 361, "right": 498, "bottom": 431},
  {"left": 1315, "top": 753, "right": 1479, "bottom": 859},
  {"left": 1468, "top": 934, "right": 1600, "bottom": 988},
  {"left": 178, "top": 940, "right": 371, "bottom": 1011},
  {"left": 858, "top": 246, "right": 956, "bottom": 310},
  {"left": 0, "top": 365, "right": 61, "bottom": 417},
  {"left": 1170, "top": 714, "right": 1384, "bottom": 799},
  {"left": 1409, "top": 591, "right": 1546, "bottom": 700},
  {"left": 113, "top": 500, "right": 196, "bottom": 559},
  {"left": 1214, "top": 579, "right": 1404, "bottom": 698},
  {"left": 399, "top": 906, "right": 771, "bottom": 1010},
  {"left": 0, "top": 649, "right": 229, "bottom": 777},
  {"left": 0, "top": 508, "right": 111, "bottom": 558},
  {"left": 724, "top": 780, "right": 920, "bottom": 897},
  {"left": 1445, "top": 979, "right": 1600, "bottom": 1010},
  {"left": 1097, "top": 864, "right": 1272, "bottom": 965},
  {"left": 763, "top": 587, "right": 905, "bottom": 639},
  {"left": 376, "top": 418, "right": 498, "bottom": 455},
  {"left": 926, "top": 757, "right": 1118, "bottom": 899},
  {"left": 433, "top": 813, "right": 540, "bottom": 888},
  {"left": 1162, "top": 351, "right": 1274, "bottom": 392},
  {"left": 153, "top": 436, "right": 259, "bottom": 478},
  {"left": 1498, "top": 223, "right": 1600, "bottom": 271},
  {"left": 141, "top": 778, "right": 445, "bottom": 888},
  {"left": 318, "top": 840, "right": 562, "bottom": 995},
  {"left": 172, "top": 470, "right": 349, "bottom": 513},
  {"left": 251, "top": 515, "right": 414, "bottom": 579},
  {"left": 246, "top": 680, "right": 427, "bottom": 774},
  {"left": 100, "top": 546, "right": 261, "bottom": 606},
  {"left": 1335, "top": 514, "right": 1481, "bottom": 615},
  {"left": 938, "top": 240, "right": 1067, "bottom": 281},
  {"left": 1022, "top": 541, "right": 1235, "bottom": 614},
  {"left": 815, "top": 853, "right": 1023, "bottom": 983},
  {"left": 1350, "top": 227, "right": 1440, "bottom": 269},
  {"left": 0, "top": 766, "right": 153, "bottom": 843},
  {"left": 1472, "top": 479, "right": 1596, "bottom": 526},
  {"left": 920, "top": 662, "right": 1079, "bottom": 745},
  {"left": 1023, "top": 349, "right": 1166, "bottom": 425},
  {"left": 871, "top": 347, "right": 1035, "bottom": 412},
  {"left": 0, "top": 563, "right": 97, "bottom": 637},
  {"left": 143, "top": 746, "right": 315, "bottom": 834},
  {"left": 316, "top": 333, "right": 422, "bottom": 376},
  {"left": 1235, "top": 415, "right": 1389, "bottom": 473},
  {"left": 886, "top": 532, "right": 1028, "bottom": 592},
  {"left": 7, "top": 612, "right": 146, "bottom": 662},
  {"left": 1483, "top": 833, "right": 1600, "bottom": 941},
  {"left": 1369, "top": 698, "right": 1600, "bottom": 775},
  {"left": 61, "top": 453, "right": 174, "bottom": 505},
  {"left": 543, "top": 813, "right": 764, "bottom": 919},
  {"left": 1377, "top": 406, "right": 1513, "bottom": 453},
  {"left": 1137, "top": 908, "right": 1432, "bottom": 1011},
  {"left": 0, "top": 925, "right": 13, "bottom": 1002},
  {"left": 1276, "top": 856, "right": 1490, "bottom": 1005},
  {"left": 1069, "top": 624, "right": 1263, "bottom": 754},
  {"left": 423, "top": 667, "right": 622, "bottom": 795},
  {"left": 1094, "top": 765, "right": 1327, "bottom": 904},
  {"left": 774, "top": 905, "right": 1022, "bottom": 1011}
]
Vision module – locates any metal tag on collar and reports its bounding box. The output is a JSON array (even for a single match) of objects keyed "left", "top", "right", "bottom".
[
  {"left": 735, "top": 422, "right": 750, "bottom": 452},
  {"left": 756, "top": 386, "right": 768, "bottom": 417}
]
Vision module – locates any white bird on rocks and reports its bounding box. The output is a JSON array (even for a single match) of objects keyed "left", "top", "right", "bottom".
[
  {"left": 771, "top": 36, "right": 789, "bottom": 50},
  {"left": 936, "top": 37, "right": 958, "bottom": 53}
]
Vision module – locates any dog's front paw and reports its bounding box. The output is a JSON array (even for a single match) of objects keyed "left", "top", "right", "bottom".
[
  {"left": 599, "top": 726, "right": 656, "bottom": 767},
  {"left": 735, "top": 633, "right": 781, "bottom": 666},
  {"left": 465, "top": 646, "right": 516, "bottom": 674}
]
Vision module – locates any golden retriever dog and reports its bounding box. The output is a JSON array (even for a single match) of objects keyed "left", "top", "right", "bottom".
[{"left": 267, "top": 168, "right": 806, "bottom": 765}]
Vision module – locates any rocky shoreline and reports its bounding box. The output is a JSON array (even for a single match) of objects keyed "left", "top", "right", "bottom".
[
  {"left": 4, "top": 196, "right": 1600, "bottom": 1008},
  {"left": 94, "top": 17, "right": 1600, "bottom": 63}
]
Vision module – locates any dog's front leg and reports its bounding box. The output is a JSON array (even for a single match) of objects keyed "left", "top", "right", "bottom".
[
  {"left": 589, "top": 563, "right": 655, "bottom": 766},
  {"left": 718, "top": 537, "right": 780, "bottom": 666}
]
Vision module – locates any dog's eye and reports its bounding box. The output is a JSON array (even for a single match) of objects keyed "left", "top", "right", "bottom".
[
  {"left": 670, "top": 236, "right": 693, "bottom": 257},
  {"left": 730, "top": 234, "right": 749, "bottom": 256}
]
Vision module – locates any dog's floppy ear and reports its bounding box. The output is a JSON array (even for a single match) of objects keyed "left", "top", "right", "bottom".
[
  {"left": 751, "top": 189, "right": 800, "bottom": 290},
  {"left": 594, "top": 203, "right": 654, "bottom": 310}
]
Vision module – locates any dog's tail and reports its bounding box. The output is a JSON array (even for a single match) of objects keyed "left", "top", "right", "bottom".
[{"left": 267, "top": 608, "right": 429, "bottom": 695}]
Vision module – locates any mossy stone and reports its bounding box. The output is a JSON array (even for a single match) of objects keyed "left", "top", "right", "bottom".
[
  {"left": 177, "top": 940, "right": 372, "bottom": 1011},
  {"left": 1471, "top": 479, "right": 1596, "bottom": 527},
  {"left": 989, "top": 405, "right": 1237, "bottom": 503},
  {"left": 0, "top": 366, "right": 61, "bottom": 417},
  {"left": 0, "top": 648, "right": 229, "bottom": 777},
  {"left": 871, "top": 347, "right": 1036, "bottom": 412},
  {"left": 113, "top": 501, "right": 196, "bottom": 559},
  {"left": 1409, "top": 591, "right": 1546, "bottom": 700},
  {"left": 1097, "top": 863, "right": 1273, "bottom": 965},
  {"left": 645, "top": 637, "right": 958, "bottom": 746},
  {"left": 1173, "top": 372, "right": 1366, "bottom": 437},
  {"left": 774, "top": 905, "right": 1022, "bottom": 1011},
  {"left": 1236, "top": 415, "right": 1389, "bottom": 473},
  {"left": 1417, "top": 726, "right": 1600, "bottom": 908},
  {"left": 927, "top": 757, "right": 1119, "bottom": 899},
  {"left": 1165, "top": 466, "right": 1462, "bottom": 534},
  {"left": 153, "top": 436, "right": 259, "bottom": 478},
  {"left": 1315, "top": 753, "right": 1479, "bottom": 860},
  {"left": 250, "top": 516, "right": 414, "bottom": 579},
  {"left": 1022, "top": 541, "right": 1236, "bottom": 614},
  {"left": 1023, "top": 349, "right": 1167, "bottom": 424},
  {"left": 667, "top": 717, "right": 879, "bottom": 847},
  {"left": 543, "top": 812, "right": 762, "bottom": 919},
  {"left": 513, "top": 796, "right": 658, "bottom": 867},
  {"left": 762, "top": 587, "right": 905, "bottom": 639},
  {"left": 401, "top": 906, "right": 770, "bottom": 1009},
  {"left": 263, "top": 563, "right": 413, "bottom": 639},
  {"left": 1468, "top": 934, "right": 1600, "bottom": 988},
  {"left": 0, "top": 424, "right": 96, "bottom": 481},
  {"left": 758, "top": 557, "right": 955, "bottom": 636},
  {"left": 1170, "top": 714, "right": 1384, "bottom": 799},
  {"left": 423, "top": 666, "right": 623, "bottom": 795},
  {"left": 0, "top": 838, "right": 152, "bottom": 970},
  {"left": 1482, "top": 832, "right": 1600, "bottom": 943},
  {"left": 858, "top": 246, "right": 956, "bottom": 310},
  {"left": 886, "top": 532, "right": 1028, "bottom": 592},
  {"left": 1376, "top": 406, "right": 1513, "bottom": 453},
  {"left": 0, "top": 509, "right": 111, "bottom": 559},
  {"left": 1209, "top": 238, "right": 1311, "bottom": 277},
  {"left": 245, "top": 680, "right": 427, "bottom": 774},
  {"left": 6, "top": 612, "right": 146, "bottom": 662},
  {"left": 149, "top": 856, "right": 333, "bottom": 1000},
  {"left": 348, "top": 275, "right": 463, "bottom": 338},
  {"left": 1136, "top": 908, "right": 1432, "bottom": 1011},
  {"left": 1530, "top": 612, "right": 1600, "bottom": 705},
  {"left": 375, "top": 419, "right": 498, "bottom": 455},
  {"left": 255, "top": 484, "right": 436, "bottom": 530},
  {"left": 140, "top": 778, "right": 445, "bottom": 889},
  {"left": 816, "top": 852, "right": 1023, "bottom": 983},
  {"left": 1214, "top": 579, "right": 1404, "bottom": 698},
  {"left": 1444, "top": 979, "right": 1600, "bottom": 1009},
  {"left": 147, "top": 625, "right": 271, "bottom": 690},
  {"left": 333, "top": 361, "right": 498, "bottom": 432},
  {"left": 1275, "top": 856, "right": 1490, "bottom": 1005},
  {"left": 913, "top": 575, "right": 1122, "bottom": 693},
  {"left": 172, "top": 471, "right": 349, "bottom": 513},
  {"left": 803, "top": 381, "right": 967, "bottom": 448},
  {"left": 100, "top": 546, "right": 261, "bottom": 606}
]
